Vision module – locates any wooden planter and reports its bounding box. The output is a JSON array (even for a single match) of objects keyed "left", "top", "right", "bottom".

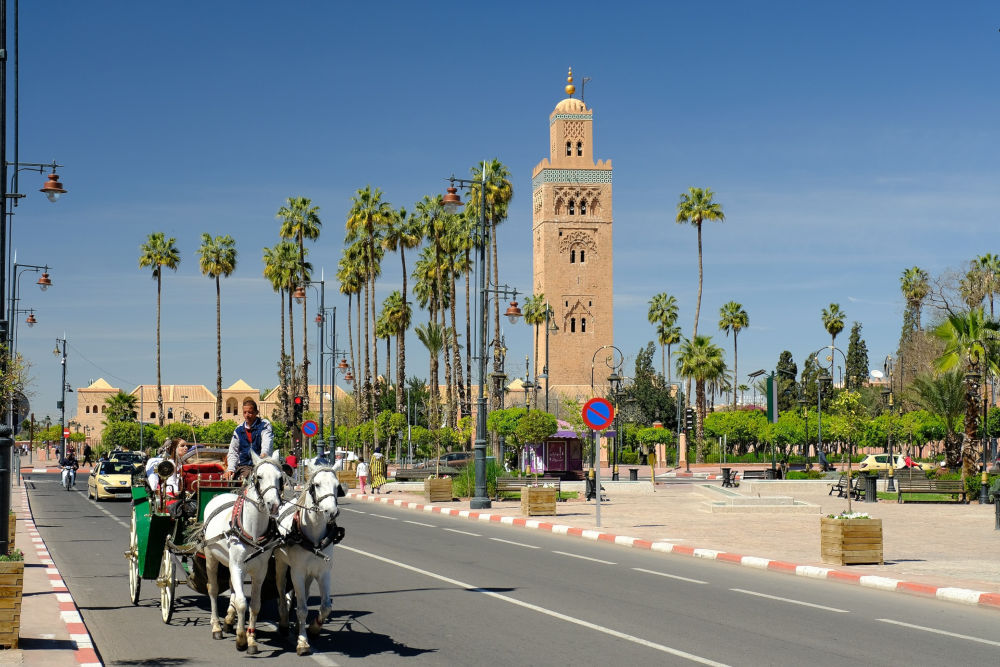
[
  {"left": 423, "top": 477, "right": 453, "bottom": 502},
  {"left": 0, "top": 561, "right": 24, "bottom": 648},
  {"left": 6, "top": 513, "right": 13, "bottom": 550},
  {"left": 521, "top": 485, "right": 558, "bottom": 516},
  {"left": 338, "top": 470, "right": 358, "bottom": 489},
  {"left": 821, "top": 517, "right": 883, "bottom": 565}
]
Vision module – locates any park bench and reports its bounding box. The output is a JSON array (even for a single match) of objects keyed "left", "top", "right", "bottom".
[
  {"left": 829, "top": 473, "right": 867, "bottom": 500},
  {"left": 495, "top": 476, "right": 563, "bottom": 501},
  {"left": 896, "top": 474, "right": 966, "bottom": 503},
  {"left": 393, "top": 469, "right": 437, "bottom": 482},
  {"left": 739, "top": 469, "right": 771, "bottom": 483}
]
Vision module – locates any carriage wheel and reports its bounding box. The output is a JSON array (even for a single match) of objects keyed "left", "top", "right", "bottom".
[
  {"left": 128, "top": 512, "right": 141, "bottom": 605},
  {"left": 159, "top": 548, "right": 176, "bottom": 624}
]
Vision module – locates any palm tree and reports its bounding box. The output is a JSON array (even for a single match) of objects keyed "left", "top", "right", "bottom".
[
  {"left": 675, "top": 188, "right": 724, "bottom": 339},
  {"left": 821, "top": 303, "right": 846, "bottom": 361},
  {"left": 268, "top": 241, "right": 305, "bottom": 413},
  {"left": 138, "top": 232, "right": 180, "bottom": 426},
  {"left": 718, "top": 301, "right": 749, "bottom": 410},
  {"left": 415, "top": 321, "right": 444, "bottom": 430},
  {"left": 976, "top": 254, "right": 1000, "bottom": 318},
  {"left": 675, "top": 334, "right": 727, "bottom": 462},
  {"left": 906, "top": 370, "right": 966, "bottom": 469},
  {"left": 933, "top": 307, "right": 1000, "bottom": 478},
  {"left": 197, "top": 233, "right": 237, "bottom": 422},
  {"left": 960, "top": 261, "right": 989, "bottom": 311},
  {"left": 523, "top": 294, "right": 547, "bottom": 382},
  {"left": 899, "top": 266, "right": 930, "bottom": 330},
  {"left": 656, "top": 323, "right": 682, "bottom": 384},
  {"left": 263, "top": 242, "right": 291, "bottom": 423},
  {"left": 104, "top": 391, "right": 138, "bottom": 423},
  {"left": 277, "top": 197, "right": 322, "bottom": 402},
  {"left": 382, "top": 290, "right": 412, "bottom": 412},
  {"left": 648, "top": 292, "right": 679, "bottom": 379},
  {"left": 382, "top": 207, "right": 421, "bottom": 411},
  {"left": 337, "top": 245, "right": 364, "bottom": 413}
]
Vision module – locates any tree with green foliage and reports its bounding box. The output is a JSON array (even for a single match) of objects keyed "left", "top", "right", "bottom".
[
  {"left": 775, "top": 351, "right": 798, "bottom": 412},
  {"left": 906, "top": 370, "right": 966, "bottom": 469},
  {"left": 830, "top": 390, "right": 867, "bottom": 512},
  {"left": 625, "top": 343, "right": 676, "bottom": 427},
  {"left": 718, "top": 301, "right": 749, "bottom": 410},
  {"left": 648, "top": 292, "right": 679, "bottom": 380},
  {"left": 845, "top": 322, "right": 869, "bottom": 391},
  {"left": 278, "top": 196, "right": 322, "bottom": 401},
  {"left": 821, "top": 303, "right": 845, "bottom": 359},
  {"left": 197, "top": 233, "right": 238, "bottom": 421},
  {"left": 104, "top": 391, "right": 138, "bottom": 423},
  {"left": 676, "top": 334, "right": 727, "bottom": 461},
  {"left": 675, "top": 188, "right": 724, "bottom": 340},
  {"left": 138, "top": 231, "right": 180, "bottom": 426},
  {"left": 514, "top": 411, "right": 557, "bottom": 449}
]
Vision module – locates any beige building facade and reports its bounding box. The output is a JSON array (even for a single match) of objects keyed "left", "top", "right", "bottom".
[{"left": 532, "top": 70, "right": 614, "bottom": 402}]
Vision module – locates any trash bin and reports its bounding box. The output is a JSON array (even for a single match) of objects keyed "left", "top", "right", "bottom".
[
  {"left": 629, "top": 468, "right": 638, "bottom": 481},
  {"left": 766, "top": 468, "right": 780, "bottom": 479},
  {"left": 865, "top": 474, "right": 877, "bottom": 503}
]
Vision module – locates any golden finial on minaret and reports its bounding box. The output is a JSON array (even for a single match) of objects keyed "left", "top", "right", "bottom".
[{"left": 565, "top": 67, "right": 575, "bottom": 97}]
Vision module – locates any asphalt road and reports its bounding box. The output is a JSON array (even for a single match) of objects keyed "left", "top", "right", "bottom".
[{"left": 24, "top": 471, "right": 1000, "bottom": 666}]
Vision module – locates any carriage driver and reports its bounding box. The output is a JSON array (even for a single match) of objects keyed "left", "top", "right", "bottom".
[{"left": 223, "top": 398, "right": 274, "bottom": 481}]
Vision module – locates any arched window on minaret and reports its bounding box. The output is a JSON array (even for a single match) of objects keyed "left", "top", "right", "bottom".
[
  {"left": 555, "top": 198, "right": 565, "bottom": 215},
  {"left": 576, "top": 141, "right": 583, "bottom": 156},
  {"left": 581, "top": 318, "right": 587, "bottom": 332},
  {"left": 570, "top": 249, "right": 576, "bottom": 264},
  {"left": 571, "top": 318, "right": 577, "bottom": 333},
  {"left": 566, "top": 141, "right": 572, "bottom": 156},
  {"left": 580, "top": 199, "right": 587, "bottom": 215},
  {"left": 568, "top": 199, "right": 575, "bottom": 215},
  {"left": 579, "top": 249, "right": 585, "bottom": 263}
]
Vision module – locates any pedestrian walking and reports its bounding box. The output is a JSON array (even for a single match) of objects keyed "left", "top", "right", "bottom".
[
  {"left": 82, "top": 443, "right": 94, "bottom": 468},
  {"left": 357, "top": 458, "right": 369, "bottom": 494},
  {"left": 370, "top": 447, "right": 388, "bottom": 494}
]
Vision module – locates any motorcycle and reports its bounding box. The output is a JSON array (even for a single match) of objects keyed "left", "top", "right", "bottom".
[{"left": 61, "top": 466, "right": 77, "bottom": 490}]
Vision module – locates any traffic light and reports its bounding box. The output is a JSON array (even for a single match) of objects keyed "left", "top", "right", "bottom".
[
  {"left": 684, "top": 407, "right": 695, "bottom": 431},
  {"left": 293, "top": 395, "right": 304, "bottom": 423}
]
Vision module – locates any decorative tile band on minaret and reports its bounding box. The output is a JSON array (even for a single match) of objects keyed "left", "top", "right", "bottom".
[{"left": 531, "top": 69, "right": 614, "bottom": 402}]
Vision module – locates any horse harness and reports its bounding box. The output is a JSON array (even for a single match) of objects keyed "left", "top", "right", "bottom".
[
  {"left": 226, "top": 459, "right": 285, "bottom": 561},
  {"left": 279, "top": 470, "right": 345, "bottom": 560}
]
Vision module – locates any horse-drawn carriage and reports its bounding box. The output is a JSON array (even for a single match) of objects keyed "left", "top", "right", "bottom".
[{"left": 125, "top": 447, "right": 346, "bottom": 655}]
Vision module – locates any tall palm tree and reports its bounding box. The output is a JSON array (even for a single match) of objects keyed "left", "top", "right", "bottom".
[
  {"left": 975, "top": 254, "right": 1000, "bottom": 318},
  {"left": 718, "top": 301, "right": 749, "bottom": 411},
  {"left": 337, "top": 244, "right": 365, "bottom": 413},
  {"left": 906, "top": 370, "right": 966, "bottom": 468},
  {"left": 382, "top": 206, "right": 421, "bottom": 411},
  {"left": 268, "top": 241, "right": 304, "bottom": 412},
  {"left": 382, "top": 290, "right": 412, "bottom": 412},
  {"left": 675, "top": 188, "right": 724, "bottom": 339},
  {"left": 277, "top": 197, "right": 322, "bottom": 402},
  {"left": 821, "top": 303, "right": 846, "bottom": 362},
  {"left": 933, "top": 307, "right": 1000, "bottom": 478},
  {"left": 960, "top": 261, "right": 989, "bottom": 311},
  {"left": 198, "top": 233, "right": 237, "bottom": 422},
  {"left": 138, "top": 232, "right": 180, "bottom": 427},
  {"left": 656, "top": 323, "right": 682, "bottom": 385},
  {"left": 899, "top": 266, "right": 930, "bottom": 330},
  {"left": 523, "top": 294, "right": 547, "bottom": 383},
  {"left": 415, "top": 321, "right": 444, "bottom": 430},
  {"left": 675, "top": 334, "right": 727, "bottom": 462},
  {"left": 441, "top": 214, "right": 470, "bottom": 420},
  {"left": 648, "top": 292, "right": 679, "bottom": 378}
]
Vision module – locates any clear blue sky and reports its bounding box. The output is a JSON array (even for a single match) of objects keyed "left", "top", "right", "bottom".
[{"left": 9, "top": 1, "right": 1000, "bottom": 422}]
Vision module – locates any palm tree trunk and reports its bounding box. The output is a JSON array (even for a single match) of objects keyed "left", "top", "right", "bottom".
[
  {"left": 371, "top": 268, "right": 379, "bottom": 413},
  {"left": 694, "top": 223, "right": 703, "bottom": 339},
  {"left": 695, "top": 380, "right": 706, "bottom": 462},
  {"left": 732, "top": 333, "right": 738, "bottom": 411},
  {"left": 355, "top": 290, "right": 363, "bottom": 415},
  {"left": 363, "top": 272, "right": 371, "bottom": 419},
  {"left": 215, "top": 275, "right": 223, "bottom": 422},
  {"left": 464, "top": 251, "right": 472, "bottom": 415},
  {"left": 661, "top": 343, "right": 665, "bottom": 382},
  {"left": 490, "top": 222, "right": 501, "bottom": 413},
  {"left": 345, "top": 293, "right": 358, "bottom": 416},
  {"left": 667, "top": 344, "right": 673, "bottom": 385},
  {"left": 299, "top": 235, "right": 309, "bottom": 406},
  {"left": 534, "top": 323, "right": 540, "bottom": 384},
  {"left": 441, "top": 298, "right": 453, "bottom": 429},
  {"left": 279, "top": 288, "right": 288, "bottom": 421},
  {"left": 156, "top": 272, "right": 164, "bottom": 426},
  {"left": 398, "top": 249, "right": 408, "bottom": 413},
  {"left": 450, "top": 270, "right": 464, "bottom": 420},
  {"left": 288, "top": 286, "right": 296, "bottom": 402}
]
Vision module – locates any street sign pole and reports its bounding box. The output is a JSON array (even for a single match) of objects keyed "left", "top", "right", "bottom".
[{"left": 594, "top": 430, "right": 601, "bottom": 527}]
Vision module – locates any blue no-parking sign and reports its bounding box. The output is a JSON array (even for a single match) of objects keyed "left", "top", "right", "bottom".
[
  {"left": 582, "top": 397, "right": 615, "bottom": 430},
  {"left": 301, "top": 420, "right": 318, "bottom": 437}
]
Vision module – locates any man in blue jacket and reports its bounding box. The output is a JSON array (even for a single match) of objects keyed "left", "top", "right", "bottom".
[{"left": 223, "top": 398, "right": 274, "bottom": 480}]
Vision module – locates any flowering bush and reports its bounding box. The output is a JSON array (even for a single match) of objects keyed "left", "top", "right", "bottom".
[{"left": 827, "top": 511, "right": 871, "bottom": 520}]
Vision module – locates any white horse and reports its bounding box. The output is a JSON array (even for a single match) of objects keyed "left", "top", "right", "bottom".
[
  {"left": 202, "top": 450, "right": 285, "bottom": 654},
  {"left": 275, "top": 466, "right": 346, "bottom": 656}
]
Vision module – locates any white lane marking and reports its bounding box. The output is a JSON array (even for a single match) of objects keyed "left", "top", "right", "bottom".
[
  {"left": 342, "top": 508, "right": 367, "bottom": 514},
  {"left": 552, "top": 551, "right": 616, "bottom": 565},
  {"left": 340, "top": 545, "right": 729, "bottom": 666},
  {"left": 489, "top": 538, "right": 540, "bottom": 549},
  {"left": 403, "top": 520, "right": 436, "bottom": 528},
  {"left": 311, "top": 654, "right": 340, "bottom": 666},
  {"left": 633, "top": 568, "right": 708, "bottom": 584},
  {"left": 730, "top": 588, "right": 848, "bottom": 613},
  {"left": 369, "top": 514, "right": 398, "bottom": 520},
  {"left": 443, "top": 528, "right": 481, "bottom": 537},
  {"left": 95, "top": 503, "right": 129, "bottom": 529},
  {"left": 876, "top": 618, "right": 1000, "bottom": 647}
]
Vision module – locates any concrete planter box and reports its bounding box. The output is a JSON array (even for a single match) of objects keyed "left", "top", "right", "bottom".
[
  {"left": 821, "top": 517, "right": 883, "bottom": 565},
  {"left": 423, "top": 477, "right": 454, "bottom": 502},
  {"left": 0, "top": 561, "right": 23, "bottom": 648},
  {"left": 521, "top": 486, "right": 558, "bottom": 516}
]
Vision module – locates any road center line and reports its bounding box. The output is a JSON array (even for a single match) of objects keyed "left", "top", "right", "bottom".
[
  {"left": 489, "top": 538, "right": 540, "bottom": 549},
  {"left": 730, "top": 588, "right": 848, "bottom": 613},
  {"left": 876, "top": 618, "right": 1000, "bottom": 647},
  {"left": 553, "top": 551, "right": 616, "bottom": 565},
  {"left": 340, "top": 545, "right": 730, "bottom": 666},
  {"left": 403, "top": 520, "right": 436, "bottom": 528},
  {"left": 369, "top": 514, "right": 398, "bottom": 520},
  {"left": 633, "top": 567, "right": 707, "bottom": 584},
  {"left": 442, "top": 528, "right": 481, "bottom": 537},
  {"left": 94, "top": 504, "right": 129, "bottom": 529},
  {"left": 342, "top": 508, "right": 367, "bottom": 514}
]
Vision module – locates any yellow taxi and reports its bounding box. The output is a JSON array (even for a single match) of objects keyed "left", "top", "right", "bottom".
[
  {"left": 87, "top": 460, "right": 137, "bottom": 501},
  {"left": 857, "top": 454, "right": 934, "bottom": 472}
]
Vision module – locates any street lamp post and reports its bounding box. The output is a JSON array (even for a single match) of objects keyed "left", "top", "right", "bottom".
[
  {"left": 53, "top": 336, "right": 67, "bottom": 459},
  {"left": 608, "top": 370, "right": 622, "bottom": 480},
  {"left": 882, "top": 355, "right": 897, "bottom": 492},
  {"left": 542, "top": 302, "right": 558, "bottom": 413},
  {"left": 442, "top": 170, "right": 523, "bottom": 509}
]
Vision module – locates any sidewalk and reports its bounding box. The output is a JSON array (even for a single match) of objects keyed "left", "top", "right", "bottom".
[{"left": 361, "top": 464, "right": 1000, "bottom": 609}]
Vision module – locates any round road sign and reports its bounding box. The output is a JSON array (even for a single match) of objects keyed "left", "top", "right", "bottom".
[
  {"left": 582, "top": 397, "right": 615, "bottom": 430},
  {"left": 301, "top": 420, "right": 318, "bottom": 437}
]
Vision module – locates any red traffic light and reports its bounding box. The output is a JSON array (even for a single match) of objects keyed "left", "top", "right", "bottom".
[{"left": 294, "top": 396, "right": 303, "bottom": 405}]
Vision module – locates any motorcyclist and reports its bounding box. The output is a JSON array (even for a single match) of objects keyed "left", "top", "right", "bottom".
[{"left": 59, "top": 447, "right": 80, "bottom": 487}]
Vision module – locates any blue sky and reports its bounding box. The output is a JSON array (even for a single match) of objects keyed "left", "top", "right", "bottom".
[{"left": 8, "top": 1, "right": 1000, "bottom": 422}]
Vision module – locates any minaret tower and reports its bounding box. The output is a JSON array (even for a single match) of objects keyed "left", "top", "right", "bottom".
[{"left": 531, "top": 69, "right": 614, "bottom": 400}]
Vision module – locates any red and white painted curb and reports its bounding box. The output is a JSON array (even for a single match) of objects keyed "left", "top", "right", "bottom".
[
  {"left": 17, "top": 480, "right": 102, "bottom": 666},
  {"left": 351, "top": 491, "right": 1000, "bottom": 612}
]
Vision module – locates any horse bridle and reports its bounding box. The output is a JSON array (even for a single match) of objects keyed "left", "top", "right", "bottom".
[
  {"left": 307, "top": 468, "right": 340, "bottom": 511},
  {"left": 245, "top": 458, "right": 284, "bottom": 514}
]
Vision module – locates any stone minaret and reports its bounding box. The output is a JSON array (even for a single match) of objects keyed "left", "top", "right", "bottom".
[{"left": 531, "top": 69, "right": 614, "bottom": 402}]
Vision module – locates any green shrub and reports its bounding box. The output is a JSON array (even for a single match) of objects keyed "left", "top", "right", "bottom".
[
  {"left": 786, "top": 470, "right": 825, "bottom": 480},
  {"left": 620, "top": 450, "right": 640, "bottom": 465},
  {"left": 451, "top": 459, "right": 504, "bottom": 498}
]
